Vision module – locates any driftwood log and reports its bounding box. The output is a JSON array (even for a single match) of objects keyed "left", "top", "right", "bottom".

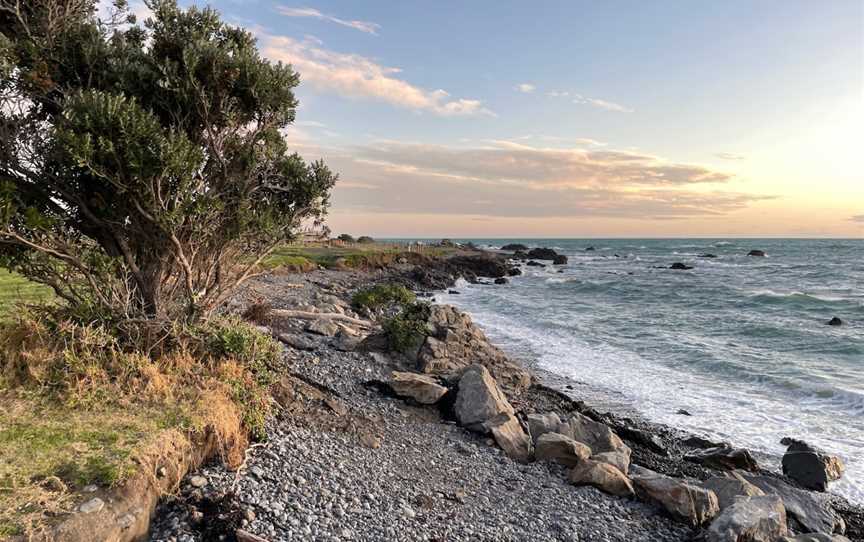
[{"left": 269, "top": 309, "right": 373, "bottom": 329}]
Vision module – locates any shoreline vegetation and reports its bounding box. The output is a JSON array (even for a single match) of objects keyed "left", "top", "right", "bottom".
[{"left": 0, "top": 240, "right": 861, "bottom": 541}]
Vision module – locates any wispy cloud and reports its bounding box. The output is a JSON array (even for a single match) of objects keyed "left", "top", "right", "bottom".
[
  {"left": 516, "top": 83, "right": 536, "bottom": 93},
  {"left": 572, "top": 94, "right": 634, "bottom": 113},
  {"left": 277, "top": 6, "right": 380, "bottom": 35},
  {"left": 715, "top": 152, "right": 746, "bottom": 160},
  {"left": 850, "top": 214, "right": 864, "bottom": 223},
  {"left": 308, "top": 140, "right": 771, "bottom": 220},
  {"left": 259, "top": 35, "right": 494, "bottom": 117}
]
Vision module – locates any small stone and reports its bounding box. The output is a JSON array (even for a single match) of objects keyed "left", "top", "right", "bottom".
[
  {"left": 359, "top": 433, "right": 381, "bottom": 449},
  {"left": 79, "top": 497, "right": 105, "bottom": 514},
  {"left": 250, "top": 466, "right": 265, "bottom": 478},
  {"left": 82, "top": 484, "right": 99, "bottom": 493},
  {"left": 157, "top": 466, "right": 168, "bottom": 478},
  {"left": 402, "top": 506, "right": 416, "bottom": 519},
  {"left": 189, "top": 475, "right": 208, "bottom": 488}
]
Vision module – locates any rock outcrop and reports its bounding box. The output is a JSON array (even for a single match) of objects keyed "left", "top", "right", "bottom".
[
  {"left": 535, "top": 433, "right": 591, "bottom": 467},
  {"left": 630, "top": 466, "right": 720, "bottom": 526},
  {"left": 527, "top": 248, "right": 559, "bottom": 260},
  {"left": 706, "top": 495, "right": 788, "bottom": 542},
  {"left": 501, "top": 243, "right": 528, "bottom": 251},
  {"left": 702, "top": 473, "right": 766, "bottom": 510},
  {"left": 568, "top": 460, "right": 634, "bottom": 497},
  {"left": 748, "top": 250, "right": 766, "bottom": 257},
  {"left": 670, "top": 262, "right": 694, "bottom": 270},
  {"left": 413, "top": 305, "right": 532, "bottom": 393},
  {"left": 781, "top": 441, "right": 845, "bottom": 492},
  {"left": 742, "top": 474, "right": 846, "bottom": 535},
  {"left": 388, "top": 371, "right": 448, "bottom": 405},
  {"left": 527, "top": 412, "right": 563, "bottom": 443}
]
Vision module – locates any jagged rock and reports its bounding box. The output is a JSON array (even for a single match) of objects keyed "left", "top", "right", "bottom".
[
  {"left": 706, "top": 495, "right": 787, "bottom": 542},
  {"left": 389, "top": 371, "right": 448, "bottom": 405},
  {"left": 592, "top": 449, "right": 631, "bottom": 475},
  {"left": 526, "top": 260, "right": 546, "bottom": 267},
  {"left": 742, "top": 474, "right": 846, "bottom": 535},
  {"left": 748, "top": 250, "right": 766, "bottom": 257},
  {"left": 782, "top": 441, "right": 845, "bottom": 492},
  {"left": 553, "top": 255, "right": 568, "bottom": 265},
  {"left": 630, "top": 466, "right": 719, "bottom": 526},
  {"left": 527, "top": 412, "right": 563, "bottom": 443},
  {"left": 568, "top": 460, "right": 634, "bottom": 497},
  {"left": 447, "top": 254, "right": 508, "bottom": 278},
  {"left": 527, "top": 247, "right": 559, "bottom": 260},
  {"left": 685, "top": 446, "right": 759, "bottom": 471},
  {"left": 414, "top": 305, "right": 532, "bottom": 393},
  {"left": 702, "top": 473, "right": 766, "bottom": 510},
  {"left": 560, "top": 412, "right": 628, "bottom": 454},
  {"left": 277, "top": 333, "right": 317, "bottom": 351},
  {"left": 506, "top": 267, "right": 522, "bottom": 276},
  {"left": 453, "top": 365, "right": 515, "bottom": 432},
  {"left": 305, "top": 319, "right": 340, "bottom": 337},
  {"left": 780, "top": 534, "right": 852, "bottom": 541},
  {"left": 535, "top": 432, "right": 591, "bottom": 467},
  {"left": 494, "top": 277, "right": 509, "bottom": 285},
  {"left": 490, "top": 414, "right": 532, "bottom": 463},
  {"left": 826, "top": 317, "right": 842, "bottom": 326},
  {"left": 684, "top": 435, "right": 728, "bottom": 449}
]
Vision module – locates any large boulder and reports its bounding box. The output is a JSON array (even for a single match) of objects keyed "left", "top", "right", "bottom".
[
  {"left": 388, "top": 371, "right": 448, "bottom": 405},
  {"left": 447, "top": 254, "right": 508, "bottom": 278},
  {"left": 414, "top": 305, "right": 532, "bottom": 393},
  {"left": 454, "top": 365, "right": 514, "bottom": 432},
  {"left": 630, "top": 466, "right": 720, "bottom": 526},
  {"left": 490, "top": 414, "right": 533, "bottom": 463},
  {"left": 527, "top": 247, "right": 559, "bottom": 260},
  {"left": 706, "top": 495, "right": 788, "bottom": 542},
  {"left": 781, "top": 441, "right": 845, "bottom": 492},
  {"left": 592, "top": 450, "right": 631, "bottom": 475},
  {"left": 702, "top": 473, "right": 766, "bottom": 510},
  {"left": 560, "top": 412, "right": 628, "bottom": 454},
  {"left": 742, "top": 475, "right": 846, "bottom": 535},
  {"left": 453, "top": 365, "right": 531, "bottom": 462},
  {"left": 527, "top": 412, "right": 563, "bottom": 444},
  {"left": 568, "top": 460, "right": 634, "bottom": 497},
  {"left": 305, "top": 319, "right": 341, "bottom": 337},
  {"left": 748, "top": 250, "right": 766, "bottom": 257},
  {"left": 686, "top": 446, "right": 759, "bottom": 472},
  {"left": 501, "top": 243, "right": 528, "bottom": 251},
  {"left": 535, "top": 433, "right": 591, "bottom": 467},
  {"left": 552, "top": 255, "right": 568, "bottom": 265}
]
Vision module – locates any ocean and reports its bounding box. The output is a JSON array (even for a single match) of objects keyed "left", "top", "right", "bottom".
[{"left": 415, "top": 239, "right": 862, "bottom": 504}]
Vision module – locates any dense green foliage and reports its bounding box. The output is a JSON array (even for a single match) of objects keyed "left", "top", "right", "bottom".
[
  {"left": 383, "top": 302, "right": 431, "bottom": 353},
  {"left": 351, "top": 283, "right": 416, "bottom": 313},
  {"left": 0, "top": 0, "right": 337, "bottom": 320},
  {"left": 337, "top": 234, "right": 356, "bottom": 243}
]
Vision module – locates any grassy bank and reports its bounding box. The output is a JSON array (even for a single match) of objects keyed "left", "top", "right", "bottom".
[
  {"left": 0, "top": 271, "right": 53, "bottom": 317},
  {"left": 264, "top": 242, "right": 454, "bottom": 272}
]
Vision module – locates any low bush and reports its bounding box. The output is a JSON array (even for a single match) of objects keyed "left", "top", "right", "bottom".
[
  {"left": 351, "top": 284, "right": 416, "bottom": 313},
  {"left": 383, "top": 302, "right": 431, "bottom": 353}
]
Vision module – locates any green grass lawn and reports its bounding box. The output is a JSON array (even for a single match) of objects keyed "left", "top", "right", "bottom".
[
  {"left": 0, "top": 270, "right": 53, "bottom": 317},
  {"left": 265, "top": 242, "right": 455, "bottom": 271}
]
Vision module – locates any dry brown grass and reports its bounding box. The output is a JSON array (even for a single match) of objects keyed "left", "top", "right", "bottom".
[{"left": 0, "top": 312, "right": 279, "bottom": 537}]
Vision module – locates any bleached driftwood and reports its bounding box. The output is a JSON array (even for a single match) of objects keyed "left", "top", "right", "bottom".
[{"left": 269, "top": 309, "right": 373, "bottom": 328}]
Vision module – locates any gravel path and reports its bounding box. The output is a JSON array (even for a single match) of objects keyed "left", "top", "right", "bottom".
[{"left": 148, "top": 271, "right": 695, "bottom": 542}]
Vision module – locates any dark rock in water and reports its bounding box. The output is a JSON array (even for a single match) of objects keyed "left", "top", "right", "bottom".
[
  {"left": 557, "top": 269, "right": 565, "bottom": 274},
  {"left": 494, "top": 277, "right": 509, "bottom": 285},
  {"left": 506, "top": 267, "right": 522, "bottom": 276},
  {"left": 526, "top": 261, "right": 546, "bottom": 268},
  {"left": 742, "top": 474, "right": 847, "bottom": 535},
  {"left": 685, "top": 446, "right": 759, "bottom": 471},
  {"left": 699, "top": 253, "right": 718, "bottom": 258},
  {"left": 585, "top": 246, "right": 596, "bottom": 252},
  {"left": 448, "top": 254, "right": 508, "bottom": 278},
  {"left": 748, "top": 250, "right": 767, "bottom": 257},
  {"left": 500, "top": 243, "right": 528, "bottom": 251},
  {"left": 527, "top": 247, "right": 559, "bottom": 260},
  {"left": 553, "top": 254, "right": 568, "bottom": 265},
  {"left": 826, "top": 317, "right": 843, "bottom": 326},
  {"left": 670, "top": 262, "right": 694, "bottom": 270},
  {"left": 781, "top": 440, "right": 845, "bottom": 492},
  {"left": 683, "top": 435, "right": 727, "bottom": 449},
  {"left": 615, "top": 426, "right": 667, "bottom": 456},
  {"left": 512, "top": 250, "right": 529, "bottom": 260},
  {"left": 448, "top": 290, "right": 460, "bottom": 294},
  {"left": 677, "top": 409, "right": 692, "bottom": 416}
]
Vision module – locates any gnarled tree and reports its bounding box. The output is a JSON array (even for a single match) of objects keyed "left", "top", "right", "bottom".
[{"left": 0, "top": 0, "right": 336, "bottom": 320}]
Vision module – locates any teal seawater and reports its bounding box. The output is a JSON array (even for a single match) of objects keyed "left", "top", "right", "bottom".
[{"left": 399, "top": 239, "right": 864, "bottom": 504}]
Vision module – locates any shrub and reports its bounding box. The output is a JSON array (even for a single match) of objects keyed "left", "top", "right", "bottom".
[
  {"left": 351, "top": 284, "right": 416, "bottom": 313},
  {"left": 383, "top": 302, "right": 431, "bottom": 353},
  {"left": 357, "top": 236, "right": 375, "bottom": 244},
  {"left": 337, "top": 234, "right": 356, "bottom": 243}
]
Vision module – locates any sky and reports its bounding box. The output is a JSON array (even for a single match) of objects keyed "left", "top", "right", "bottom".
[{"left": 114, "top": 1, "right": 863, "bottom": 237}]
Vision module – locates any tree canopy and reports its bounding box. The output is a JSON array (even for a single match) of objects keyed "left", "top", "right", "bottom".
[{"left": 0, "top": 0, "right": 337, "bottom": 320}]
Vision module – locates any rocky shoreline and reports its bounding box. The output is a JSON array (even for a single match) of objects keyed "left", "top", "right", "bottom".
[{"left": 148, "top": 250, "right": 862, "bottom": 542}]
